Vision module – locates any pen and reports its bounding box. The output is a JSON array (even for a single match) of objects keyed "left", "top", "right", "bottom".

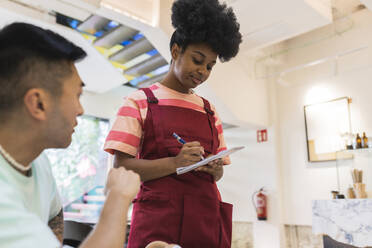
[
  {"left": 172, "top": 132, "right": 204, "bottom": 160},
  {"left": 172, "top": 132, "right": 186, "bottom": 144}
]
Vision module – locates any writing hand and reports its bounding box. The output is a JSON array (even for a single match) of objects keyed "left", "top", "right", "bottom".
[{"left": 173, "top": 141, "right": 205, "bottom": 169}]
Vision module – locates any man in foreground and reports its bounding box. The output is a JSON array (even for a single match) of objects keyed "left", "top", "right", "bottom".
[
  {"left": 0, "top": 21, "right": 180, "bottom": 248},
  {"left": 0, "top": 22, "right": 141, "bottom": 248}
]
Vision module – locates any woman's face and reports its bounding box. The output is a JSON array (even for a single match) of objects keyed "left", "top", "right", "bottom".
[{"left": 172, "top": 43, "right": 217, "bottom": 91}]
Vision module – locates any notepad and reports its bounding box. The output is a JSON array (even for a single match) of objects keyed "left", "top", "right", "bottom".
[{"left": 176, "top": 146, "right": 245, "bottom": 175}]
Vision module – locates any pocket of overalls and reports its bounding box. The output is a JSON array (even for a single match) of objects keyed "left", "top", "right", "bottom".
[
  {"left": 219, "top": 201, "right": 233, "bottom": 248},
  {"left": 130, "top": 193, "right": 180, "bottom": 246},
  {"left": 179, "top": 195, "right": 219, "bottom": 247}
]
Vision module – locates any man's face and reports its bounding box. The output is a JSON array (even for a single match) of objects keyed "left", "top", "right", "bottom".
[{"left": 48, "top": 64, "right": 84, "bottom": 148}]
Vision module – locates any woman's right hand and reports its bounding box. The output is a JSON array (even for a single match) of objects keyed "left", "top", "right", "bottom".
[{"left": 173, "top": 141, "right": 205, "bottom": 168}]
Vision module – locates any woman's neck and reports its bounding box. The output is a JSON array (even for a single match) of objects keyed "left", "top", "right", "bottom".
[{"left": 160, "top": 72, "right": 190, "bottom": 94}]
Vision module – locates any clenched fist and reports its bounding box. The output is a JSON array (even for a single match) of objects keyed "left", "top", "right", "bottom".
[{"left": 105, "top": 167, "right": 140, "bottom": 200}]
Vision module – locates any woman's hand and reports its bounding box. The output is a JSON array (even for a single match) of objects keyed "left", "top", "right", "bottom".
[
  {"left": 195, "top": 157, "right": 224, "bottom": 181},
  {"left": 145, "top": 241, "right": 181, "bottom": 248},
  {"left": 173, "top": 141, "right": 204, "bottom": 168}
]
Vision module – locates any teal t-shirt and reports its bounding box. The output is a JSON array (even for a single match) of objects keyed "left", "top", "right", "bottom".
[{"left": 0, "top": 153, "right": 61, "bottom": 247}]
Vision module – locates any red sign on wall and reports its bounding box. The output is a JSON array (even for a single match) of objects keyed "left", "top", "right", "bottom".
[{"left": 257, "top": 129, "right": 268, "bottom": 143}]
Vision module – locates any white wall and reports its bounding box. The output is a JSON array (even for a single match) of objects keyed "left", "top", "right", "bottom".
[
  {"left": 270, "top": 9, "right": 372, "bottom": 225},
  {"left": 217, "top": 126, "right": 282, "bottom": 247},
  {"left": 217, "top": 8, "right": 372, "bottom": 247},
  {"left": 197, "top": 55, "right": 270, "bottom": 128},
  {"left": 81, "top": 87, "right": 136, "bottom": 120}
]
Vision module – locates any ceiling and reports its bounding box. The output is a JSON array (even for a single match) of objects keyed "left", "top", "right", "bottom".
[
  {"left": 226, "top": 0, "right": 332, "bottom": 51},
  {"left": 68, "top": 13, "right": 169, "bottom": 88},
  {"left": 1, "top": 0, "right": 370, "bottom": 127},
  {"left": 2, "top": 0, "right": 170, "bottom": 91},
  {"left": 10, "top": 0, "right": 369, "bottom": 53},
  {"left": 2, "top": 0, "right": 370, "bottom": 90},
  {"left": 359, "top": 0, "right": 372, "bottom": 11},
  {"left": 49, "top": 0, "right": 360, "bottom": 51}
]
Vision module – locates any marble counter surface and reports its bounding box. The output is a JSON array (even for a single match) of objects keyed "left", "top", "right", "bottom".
[{"left": 312, "top": 199, "right": 372, "bottom": 247}]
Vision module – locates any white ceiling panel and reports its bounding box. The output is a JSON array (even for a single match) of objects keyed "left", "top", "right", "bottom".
[
  {"left": 360, "top": 0, "right": 372, "bottom": 10},
  {"left": 228, "top": 0, "right": 332, "bottom": 51}
]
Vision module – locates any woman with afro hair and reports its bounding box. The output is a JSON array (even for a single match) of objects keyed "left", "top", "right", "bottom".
[{"left": 104, "top": 0, "right": 242, "bottom": 247}]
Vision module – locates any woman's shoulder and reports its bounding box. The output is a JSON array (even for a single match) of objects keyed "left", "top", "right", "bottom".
[
  {"left": 126, "top": 83, "right": 162, "bottom": 100},
  {"left": 193, "top": 93, "right": 218, "bottom": 112},
  {"left": 125, "top": 88, "right": 147, "bottom": 102}
]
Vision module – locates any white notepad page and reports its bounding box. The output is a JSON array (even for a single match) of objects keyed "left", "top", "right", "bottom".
[{"left": 176, "top": 146, "right": 245, "bottom": 175}]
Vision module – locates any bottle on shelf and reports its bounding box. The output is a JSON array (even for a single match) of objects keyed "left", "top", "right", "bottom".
[
  {"left": 356, "top": 133, "right": 362, "bottom": 149},
  {"left": 362, "top": 132, "right": 368, "bottom": 148},
  {"left": 345, "top": 132, "right": 353, "bottom": 150},
  {"left": 352, "top": 134, "right": 357, "bottom": 149}
]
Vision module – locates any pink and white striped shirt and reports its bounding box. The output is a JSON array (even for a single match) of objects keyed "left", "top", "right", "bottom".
[{"left": 104, "top": 83, "right": 230, "bottom": 164}]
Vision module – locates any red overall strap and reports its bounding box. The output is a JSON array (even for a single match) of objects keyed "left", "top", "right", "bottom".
[
  {"left": 202, "top": 97, "right": 217, "bottom": 153},
  {"left": 202, "top": 97, "right": 223, "bottom": 201},
  {"left": 141, "top": 87, "right": 168, "bottom": 158}
]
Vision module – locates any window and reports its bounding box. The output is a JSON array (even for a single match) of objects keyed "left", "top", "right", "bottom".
[{"left": 45, "top": 115, "right": 109, "bottom": 206}]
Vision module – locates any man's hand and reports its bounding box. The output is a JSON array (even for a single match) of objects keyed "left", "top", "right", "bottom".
[
  {"left": 80, "top": 167, "right": 140, "bottom": 248},
  {"left": 146, "top": 241, "right": 181, "bottom": 248},
  {"left": 104, "top": 167, "right": 140, "bottom": 200},
  {"left": 195, "top": 157, "right": 224, "bottom": 181},
  {"left": 173, "top": 141, "right": 205, "bottom": 169}
]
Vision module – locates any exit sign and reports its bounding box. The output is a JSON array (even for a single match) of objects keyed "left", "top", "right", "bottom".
[{"left": 257, "top": 129, "right": 268, "bottom": 143}]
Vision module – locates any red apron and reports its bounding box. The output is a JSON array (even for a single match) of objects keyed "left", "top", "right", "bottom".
[{"left": 127, "top": 87, "right": 233, "bottom": 248}]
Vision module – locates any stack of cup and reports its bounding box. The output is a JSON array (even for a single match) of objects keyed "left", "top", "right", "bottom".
[
  {"left": 351, "top": 168, "right": 367, "bottom": 198},
  {"left": 354, "top": 183, "right": 367, "bottom": 198}
]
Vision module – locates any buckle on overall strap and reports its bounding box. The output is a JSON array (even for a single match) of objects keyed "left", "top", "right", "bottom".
[
  {"left": 147, "top": 97, "right": 158, "bottom": 104},
  {"left": 141, "top": 87, "right": 158, "bottom": 104},
  {"left": 204, "top": 107, "right": 214, "bottom": 115}
]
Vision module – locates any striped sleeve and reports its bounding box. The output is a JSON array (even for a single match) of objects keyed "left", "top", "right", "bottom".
[
  {"left": 104, "top": 95, "right": 144, "bottom": 156},
  {"left": 212, "top": 106, "right": 231, "bottom": 165}
]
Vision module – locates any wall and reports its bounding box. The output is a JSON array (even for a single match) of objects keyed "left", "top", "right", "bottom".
[
  {"left": 81, "top": 87, "right": 136, "bottom": 120},
  {"left": 268, "top": 9, "right": 372, "bottom": 225},
  {"left": 222, "top": 8, "right": 372, "bottom": 247},
  {"left": 197, "top": 55, "right": 270, "bottom": 128},
  {"left": 218, "top": 126, "right": 282, "bottom": 247}
]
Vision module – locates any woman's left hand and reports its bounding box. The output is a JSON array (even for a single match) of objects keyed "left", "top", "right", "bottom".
[{"left": 195, "top": 157, "right": 224, "bottom": 181}]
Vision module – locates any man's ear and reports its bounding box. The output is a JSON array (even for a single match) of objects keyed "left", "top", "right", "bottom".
[
  {"left": 171, "top": 43, "right": 181, "bottom": 61},
  {"left": 23, "top": 88, "right": 50, "bottom": 121}
]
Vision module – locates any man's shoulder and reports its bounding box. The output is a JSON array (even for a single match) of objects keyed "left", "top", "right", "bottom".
[
  {"left": 0, "top": 156, "right": 21, "bottom": 187},
  {"left": 0, "top": 175, "right": 24, "bottom": 207},
  {"left": 32, "top": 153, "right": 54, "bottom": 178}
]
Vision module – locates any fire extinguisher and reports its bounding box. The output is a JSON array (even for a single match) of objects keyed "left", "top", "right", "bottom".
[{"left": 252, "top": 187, "right": 267, "bottom": 220}]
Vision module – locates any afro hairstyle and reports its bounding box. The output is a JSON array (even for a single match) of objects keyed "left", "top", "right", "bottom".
[{"left": 170, "top": 0, "right": 242, "bottom": 62}]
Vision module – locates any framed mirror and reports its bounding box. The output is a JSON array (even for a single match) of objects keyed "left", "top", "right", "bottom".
[{"left": 304, "top": 97, "right": 352, "bottom": 162}]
